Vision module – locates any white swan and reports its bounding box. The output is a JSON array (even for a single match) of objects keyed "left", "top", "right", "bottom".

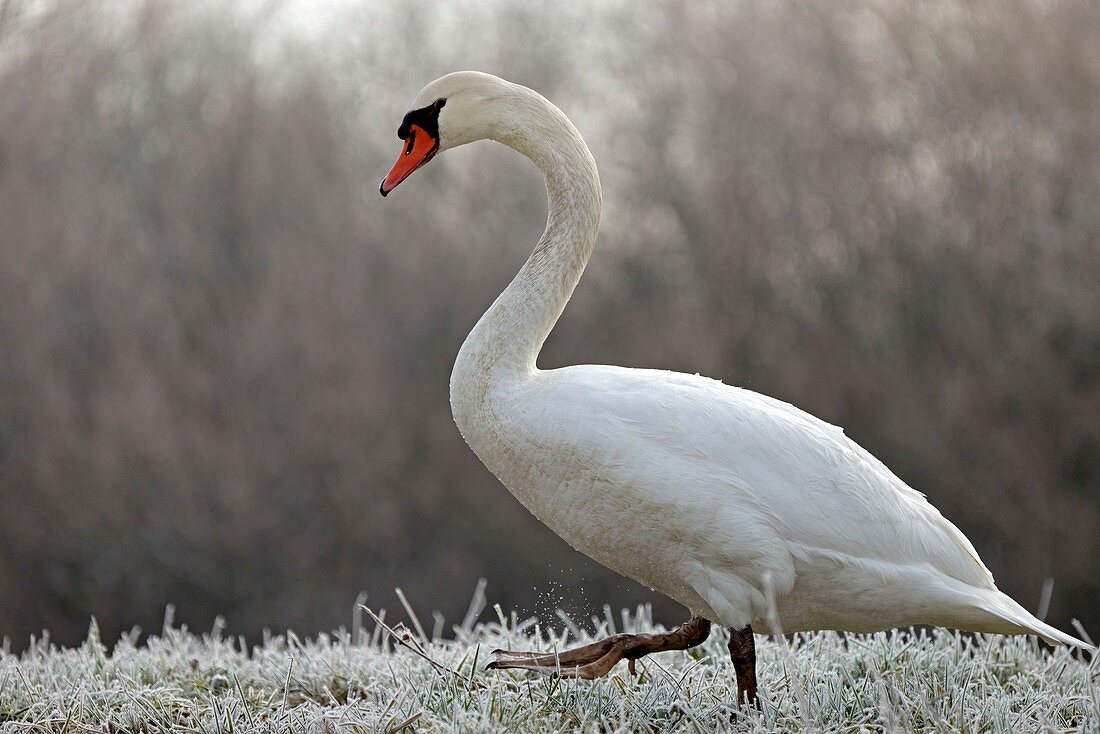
[{"left": 380, "top": 71, "right": 1091, "bottom": 705}]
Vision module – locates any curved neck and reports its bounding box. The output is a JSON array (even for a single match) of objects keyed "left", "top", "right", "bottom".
[{"left": 453, "top": 91, "right": 602, "bottom": 396}]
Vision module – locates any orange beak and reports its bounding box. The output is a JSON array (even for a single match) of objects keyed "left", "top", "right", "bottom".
[{"left": 379, "top": 124, "right": 439, "bottom": 196}]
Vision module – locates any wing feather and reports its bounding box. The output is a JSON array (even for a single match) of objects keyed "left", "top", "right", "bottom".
[{"left": 534, "top": 365, "right": 995, "bottom": 593}]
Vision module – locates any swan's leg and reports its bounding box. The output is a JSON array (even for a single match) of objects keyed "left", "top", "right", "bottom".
[
  {"left": 487, "top": 616, "right": 711, "bottom": 679},
  {"left": 727, "top": 625, "right": 758, "bottom": 707}
]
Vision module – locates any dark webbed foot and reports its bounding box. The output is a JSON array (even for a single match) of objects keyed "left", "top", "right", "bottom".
[
  {"left": 488, "top": 616, "right": 760, "bottom": 708},
  {"left": 728, "top": 625, "right": 759, "bottom": 707},
  {"left": 487, "top": 616, "right": 711, "bottom": 679}
]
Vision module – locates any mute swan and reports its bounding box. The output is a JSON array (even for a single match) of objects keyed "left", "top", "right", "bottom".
[{"left": 380, "top": 71, "right": 1091, "bottom": 705}]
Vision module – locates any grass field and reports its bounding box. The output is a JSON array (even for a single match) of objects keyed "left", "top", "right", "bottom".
[{"left": 1, "top": 599, "right": 1097, "bottom": 733}]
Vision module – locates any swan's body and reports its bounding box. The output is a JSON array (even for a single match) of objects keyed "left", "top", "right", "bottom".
[
  {"left": 381, "top": 72, "right": 1089, "bottom": 696},
  {"left": 457, "top": 361, "right": 1045, "bottom": 637}
]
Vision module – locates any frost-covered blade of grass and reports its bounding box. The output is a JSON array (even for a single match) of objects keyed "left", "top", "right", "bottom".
[{"left": 1, "top": 605, "right": 1096, "bottom": 733}]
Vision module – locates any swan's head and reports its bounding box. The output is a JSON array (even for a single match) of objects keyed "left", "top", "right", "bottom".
[{"left": 379, "top": 71, "right": 518, "bottom": 196}]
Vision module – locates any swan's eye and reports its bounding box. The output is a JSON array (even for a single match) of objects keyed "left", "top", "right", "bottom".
[{"left": 396, "top": 101, "right": 444, "bottom": 143}]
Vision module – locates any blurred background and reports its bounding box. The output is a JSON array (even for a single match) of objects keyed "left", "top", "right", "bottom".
[{"left": 0, "top": 0, "right": 1097, "bottom": 651}]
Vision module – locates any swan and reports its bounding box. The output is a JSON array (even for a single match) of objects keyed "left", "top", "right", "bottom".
[{"left": 379, "top": 71, "right": 1091, "bottom": 705}]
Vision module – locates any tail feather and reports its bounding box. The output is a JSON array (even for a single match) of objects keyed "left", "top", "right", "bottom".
[{"left": 980, "top": 590, "right": 1094, "bottom": 651}]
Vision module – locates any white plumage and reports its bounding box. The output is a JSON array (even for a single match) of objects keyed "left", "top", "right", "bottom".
[{"left": 388, "top": 71, "right": 1089, "bottom": 652}]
